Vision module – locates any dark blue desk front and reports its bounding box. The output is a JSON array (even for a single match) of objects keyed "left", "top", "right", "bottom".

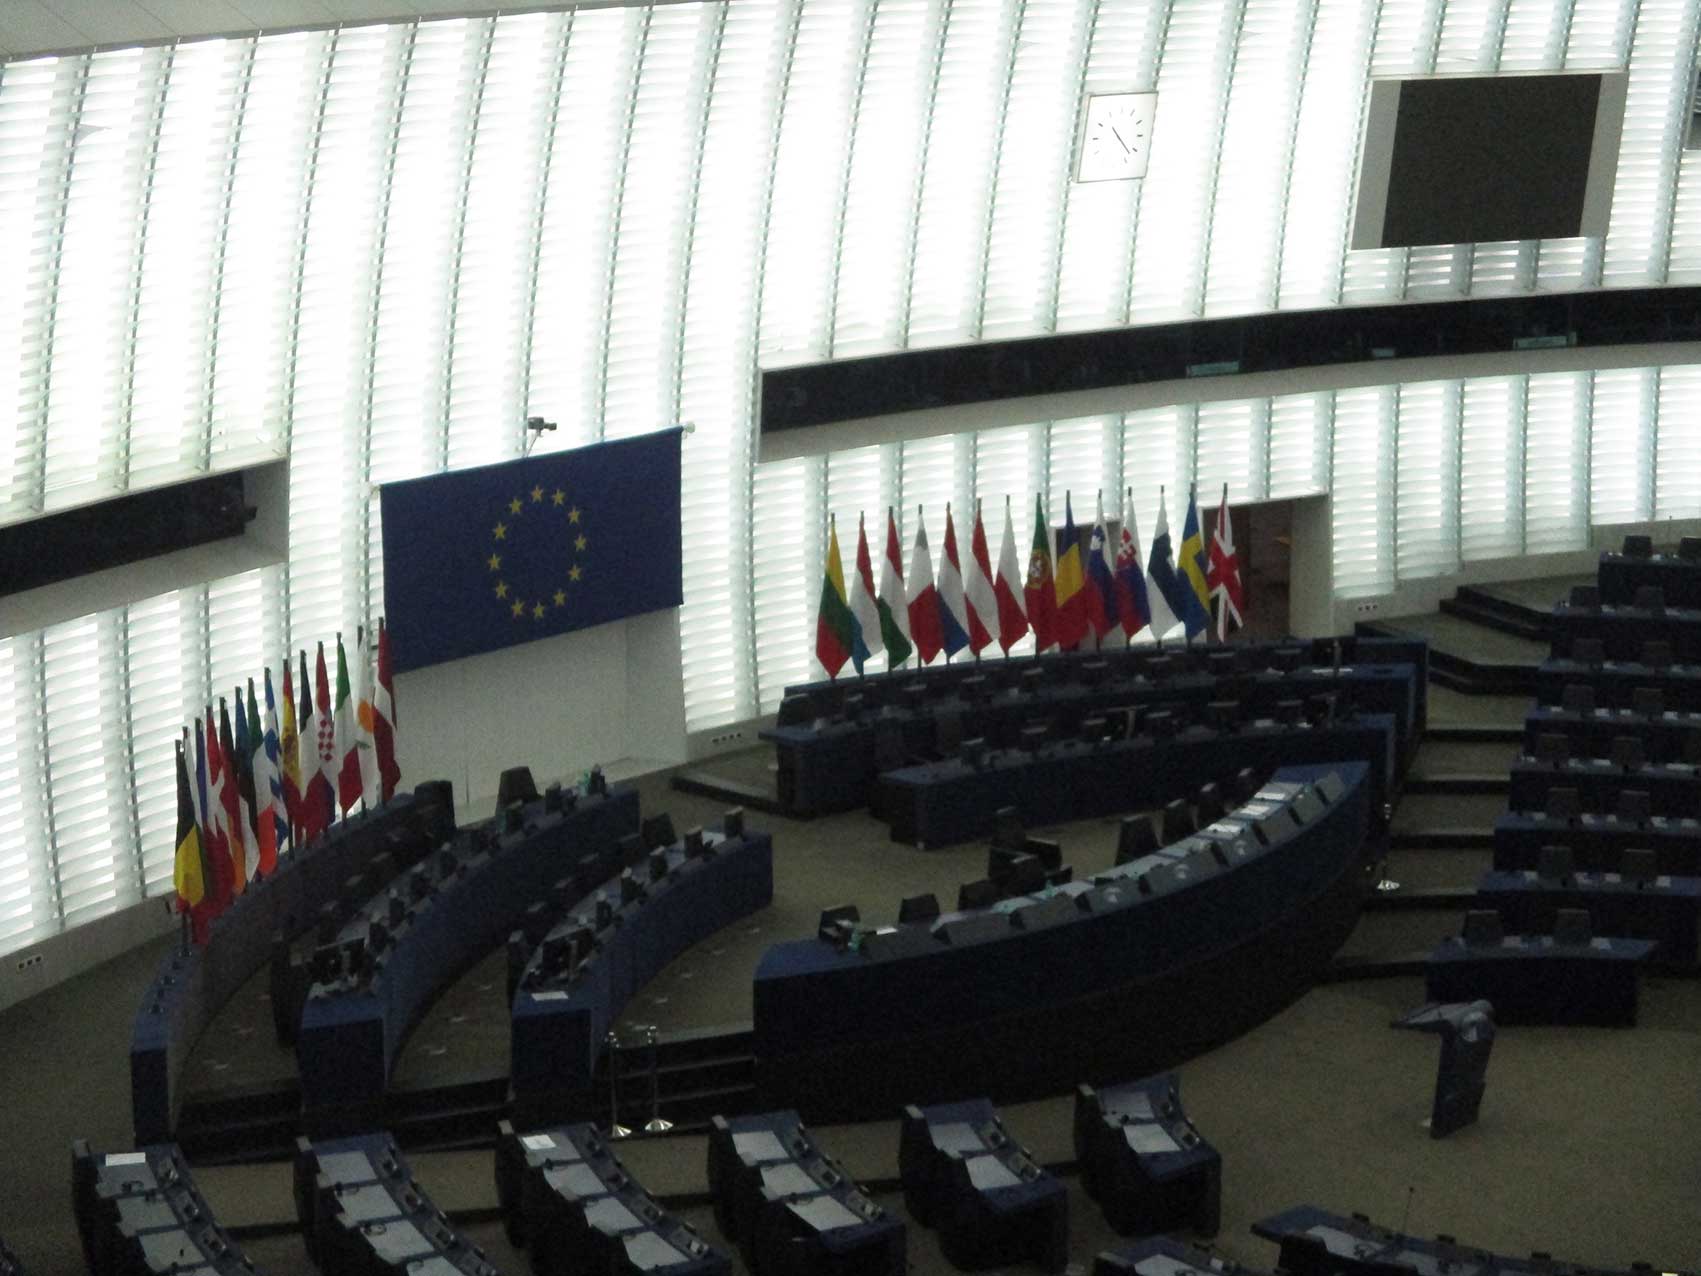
[
  {"left": 1508, "top": 756, "right": 1701, "bottom": 818},
  {"left": 1495, "top": 809, "right": 1701, "bottom": 875},
  {"left": 875, "top": 715, "right": 1393, "bottom": 848},
  {"left": 1552, "top": 600, "right": 1701, "bottom": 662},
  {"left": 754, "top": 763, "right": 1371, "bottom": 1120},
  {"left": 1425, "top": 933, "right": 1653, "bottom": 1025},
  {"left": 1475, "top": 868, "right": 1699, "bottom": 963},
  {"left": 1524, "top": 704, "right": 1701, "bottom": 763},
  {"left": 1598, "top": 551, "right": 1701, "bottom": 608},
  {"left": 1538, "top": 657, "right": 1701, "bottom": 711},
  {"left": 296, "top": 788, "right": 638, "bottom": 1124},
  {"left": 510, "top": 831, "right": 774, "bottom": 1125}
]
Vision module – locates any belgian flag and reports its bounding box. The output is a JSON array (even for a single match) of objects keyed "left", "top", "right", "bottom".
[{"left": 173, "top": 739, "right": 209, "bottom": 940}]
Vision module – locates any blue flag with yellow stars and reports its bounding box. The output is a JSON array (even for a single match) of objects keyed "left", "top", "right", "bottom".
[{"left": 379, "top": 428, "right": 683, "bottom": 673}]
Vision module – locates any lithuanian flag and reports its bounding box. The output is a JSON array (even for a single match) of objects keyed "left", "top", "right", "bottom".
[{"left": 815, "top": 516, "right": 856, "bottom": 677}]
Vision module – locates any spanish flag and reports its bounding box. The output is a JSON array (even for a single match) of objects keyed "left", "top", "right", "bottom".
[{"left": 1052, "top": 493, "right": 1088, "bottom": 650}]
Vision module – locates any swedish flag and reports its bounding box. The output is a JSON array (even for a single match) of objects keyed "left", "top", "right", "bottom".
[{"left": 1178, "top": 487, "right": 1212, "bottom": 640}]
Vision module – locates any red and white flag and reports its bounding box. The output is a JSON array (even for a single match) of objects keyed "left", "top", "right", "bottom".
[
  {"left": 964, "top": 500, "right": 999, "bottom": 656},
  {"left": 906, "top": 510, "right": 944, "bottom": 664},
  {"left": 992, "top": 497, "right": 1029, "bottom": 654},
  {"left": 1206, "top": 483, "right": 1247, "bottom": 639}
]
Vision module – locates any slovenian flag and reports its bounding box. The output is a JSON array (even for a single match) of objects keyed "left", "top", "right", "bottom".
[{"left": 1085, "top": 492, "right": 1118, "bottom": 642}]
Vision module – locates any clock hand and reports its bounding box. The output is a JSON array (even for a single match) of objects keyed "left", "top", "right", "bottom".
[{"left": 1110, "top": 124, "right": 1132, "bottom": 155}]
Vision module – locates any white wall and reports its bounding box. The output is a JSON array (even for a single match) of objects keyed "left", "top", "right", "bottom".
[{"left": 393, "top": 607, "right": 687, "bottom": 816}]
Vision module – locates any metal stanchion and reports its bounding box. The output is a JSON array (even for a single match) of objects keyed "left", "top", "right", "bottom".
[
  {"left": 642, "top": 1024, "right": 673, "bottom": 1134},
  {"left": 605, "top": 1029, "right": 631, "bottom": 1139}
]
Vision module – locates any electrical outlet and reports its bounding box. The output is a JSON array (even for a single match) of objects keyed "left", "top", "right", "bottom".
[
  {"left": 14, "top": 953, "right": 43, "bottom": 973},
  {"left": 1355, "top": 601, "right": 1380, "bottom": 617},
  {"left": 707, "top": 728, "right": 745, "bottom": 748}
]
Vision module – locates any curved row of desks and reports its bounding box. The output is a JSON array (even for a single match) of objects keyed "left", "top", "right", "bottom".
[
  {"left": 129, "top": 785, "right": 456, "bottom": 1145},
  {"left": 510, "top": 824, "right": 774, "bottom": 1129},
  {"left": 296, "top": 785, "right": 639, "bottom": 1132},
  {"left": 73, "top": 1140, "right": 252, "bottom": 1276},
  {"left": 877, "top": 712, "right": 1394, "bottom": 848},
  {"left": 754, "top": 761, "right": 1372, "bottom": 1120},
  {"left": 763, "top": 636, "right": 1424, "bottom": 816}
]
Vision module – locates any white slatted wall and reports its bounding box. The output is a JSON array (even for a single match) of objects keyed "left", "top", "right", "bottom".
[{"left": 4, "top": 0, "right": 1701, "bottom": 953}]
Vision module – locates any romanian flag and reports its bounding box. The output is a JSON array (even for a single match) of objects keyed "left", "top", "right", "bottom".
[
  {"left": 815, "top": 516, "right": 856, "bottom": 678},
  {"left": 279, "top": 661, "right": 302, "bottom": 841},
  {"left": 1052, "top": 494, "right": 1088, "bottom": 650},
  {"left": 1024, "top": 495, "right": 1058, "bottom": 653},
  {"left": 1178, "top": 486, "right": 1212, "bottom": 640},
  {"left": 172, "top": 738, "right": 207, "bottom": 929},
  {"left": 374, "top": 620, "right": 401, "bottom": 803}
]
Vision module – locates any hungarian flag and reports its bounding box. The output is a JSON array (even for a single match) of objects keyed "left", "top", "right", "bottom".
[
  {"left": 814, "top": 516, "right": 856, "bottom": 678},
  {"left": 876, "top": 508, "right": 912, "bottom": 668},
  {"left": 375, "top": 620, "right": 401, "bottom": 803},
  {"left": 1114, "top": 488, "right": 1153, "bottom": 638},
  {"left": 963, "top": 501, "right": 998, "bottom": 655},
  {"left": 304, "top": 643, "right": 336, "bottom": 841},
  {"left": 993, "top": 498, "right": 1029, "bottom": 653},
  {"left": 936, "top": 505, "right": 971, "bottom": 659},
  {"left": 1178, "top": 486, "right": 1212, "bottom": 640},
  {"left": 1053, "top": 494, "right": 1088, "bottom": 650},
  {"left": 1145, "top": 489, "right": 1185, "bottom": 641},
  {"left": 257, "top": 674, "right": 287, "bottom": 872},
  {"left": 355, "top": 630, "right": 381, "bottom": 806},
  {"left": 335, "top": 634, "right": 362, "bottom": 815},
  {"left": 1024, "top": 495, "right": 1058, "bottom": 653},
  {"left": 214, "top": 699, "right": 249, "bottom": 894},
  {"left": 905, "top": 512, "right": 944, "bottom": 664},
  {"left": 172, "top": 738, "right": 208, "bottom": 940},
  {"left": 279, "top": 660, "right": 302, "bottom": 842},
  {"left": 1084, "top": 493, "right": 1117, "bottom": 642},
  {"left": 848, "top": 516, "right": 883, "bottom": 674},
  {"left": 194, "top": 716, "right": 232, "bottom": 913},
  {"left": 1207, "top": 483, "right": 1247, "bottom": 639}
]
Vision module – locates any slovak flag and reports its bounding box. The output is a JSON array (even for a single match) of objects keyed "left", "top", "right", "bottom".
[
  {"left": 1114, "top": 488, "right": 1153, "bottom": 639},
  {"left": 1207, "top": 483, "right": 1248, "bottom": 638},
  {"left": 936, "top": 505, "right": 972, "bottom": 659}
]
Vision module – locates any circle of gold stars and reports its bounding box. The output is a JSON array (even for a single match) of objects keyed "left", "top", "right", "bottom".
[{"left": 486, "top": 482, "right": 588, "bottom": 623}]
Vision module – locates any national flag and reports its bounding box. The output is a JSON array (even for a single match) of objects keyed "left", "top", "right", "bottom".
[
  {"left": 906, "top": 511, "right": 945, "bottom": 664},
  {"left": 1114, "top": 489, "right": 1153, "bottom": 639},
  {"left": 335, "top": 634, "right": 362, "bottom": 815},
  {"left": 993, "top": 498, "right": 1029, "bottom": 653},
  {"left": 1207, "top": 483, "right": 1248, "bottom": 639},
  {"left": 877, "top": 508, "right": 913, "bottom": 668},
  {"left": 172, "top": 738, "right": 207, "bottom": 928},
  {"left": 354, "top": 630, "right": 381, "bottom": 806},
  {"left": 848, "top": 516, "right": 883, "bottom": 675},
  {"left": 1052, "top": 494, "right": 1088, "bottom": 650},
  {"left": 279, "top": 661, "right": 302, "bottom": 842},
  {"left": 936, "top": 505, "right": 971, "bottom": 659},
  {"left": 374, "top": 620, "right": 401, "bottom": 803},
  {"left": 214, "top": 700, "right": 250, "bottom": 894},
  {"left": 246, "top": 679, "right": 277, "bottom": 876},
  {"left": 1084, "top": 493, "right": 1118, "bottom": 642},
  {"left": 815, "top": 516, "right": 856, "bottom": 678},
  {"left": 304, "top": 643, "right": 336, "bottom": 841},
  {"left": 964, "top": 501, "right": 999, "bottom": 656},
  {"left": 1146, "top": 488, "right": 1187, "bottom": 641},
  {"left": 297, "top": 650, "right": 315, "bottom": 834},
  {"left": 194, "top": 717, "right": 231, "bottom": 913},
  {"left": 259, "top": 673, "right": 288, "bottom": 870},
  {"left": 1178, "top": 486, "right": 1212, "bottom": 640},
  {"left": 232, "top": 689, "right": 259, "bottom": 855},
  {"left": 1024, "top": 495, "right": 1058, "bottom": 653}
]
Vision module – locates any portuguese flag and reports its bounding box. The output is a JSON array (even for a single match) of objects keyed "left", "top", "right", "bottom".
[
  {"left": 1024, "top": 494, "right": 1058, "bottom": 653},
  {"left": 815, "top": 516, "right": 855, "bottom": 678}
]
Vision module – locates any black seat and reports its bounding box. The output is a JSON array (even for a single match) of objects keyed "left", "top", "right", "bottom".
[
  {"left": 1195, "top": 782, "right": 1225, "bottom": 826},
  {"left": 1622, "top": 533, "right": 1653, "bottom": 559},
  {"left": 1206, "top": 700, "right": 1240, "bottom": 732},
  {"left": 1616, "top": 788, "right": 1652, "bottom": 826},
  {"left": 817, "top": 905, "right": 860, "bottom": 944},
  {"left": 1461, "top": 910, "right": 1503, "bottom": 947},
  {"left": 1537, "top": 844, "right": 1574, "bottom": 884},
  {"left": 1160, "top": 798, "right": 1196, "bottom": 844},
  {"left": 935, "top": 710, "right": 965, "bottom": 758},
  {"left": 1553, "top": 907, "right": 1592, "bottom": 946},
  {"left": 1610, "top": 735, "right": 1646, "bottom": 772},
  {"left": 991, "top": 806, "right": 1025, "bottom": 851},
  {"left": 1232, "top": 767, "right": 1262, "bottom": 802},
  {"left": 1642, "top": 640, "right": 1674, "bottom": 669},
  {"left": 898, "top": 893, "right": 940, "bottom": 924},
  {"left": 1622, "top": 847, "right": 1658, "bottom": 884},
  {"left": 1633, "top": 585, "right": 1665, "bottom": 613},
  {"left": 1632, "top": 686, "right": 1665, "bottom": 717},
  {"left": 1571, "top": 637, "right": 1605, "bottom": 666},
  {"left": 1533, "top": 733, "right": 1569, "bottom": 766},
  {"left": 1544, "top": 787, "right": 1581, "bottom": 823},
  {"left": 956, "top": 878, "right": 1002, "bottom": 911},
  {"left": 1115, "top": 815, "right": 1159, "bottom": 866},
  {"left": 1560, "top": 683, "right": 1595, "bottom": 715},
  {"left": 1679, "top": 535, "right": 1701, "bottom": 563},
  {"left": 1567, "top": 584, "right": 1600, "bottom": 609},
  {"left": 1275, "top": 698, "right": 1305, "bottom": 726}
]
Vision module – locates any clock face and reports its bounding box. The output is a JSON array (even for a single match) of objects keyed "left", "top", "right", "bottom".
[{"left": 1078, "top": 92, "right": 1156, "bottom": 183}]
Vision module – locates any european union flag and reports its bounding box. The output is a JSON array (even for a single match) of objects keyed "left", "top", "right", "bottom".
[{"left": 380, "top": 428, "right": 683, "bottom": 673}]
